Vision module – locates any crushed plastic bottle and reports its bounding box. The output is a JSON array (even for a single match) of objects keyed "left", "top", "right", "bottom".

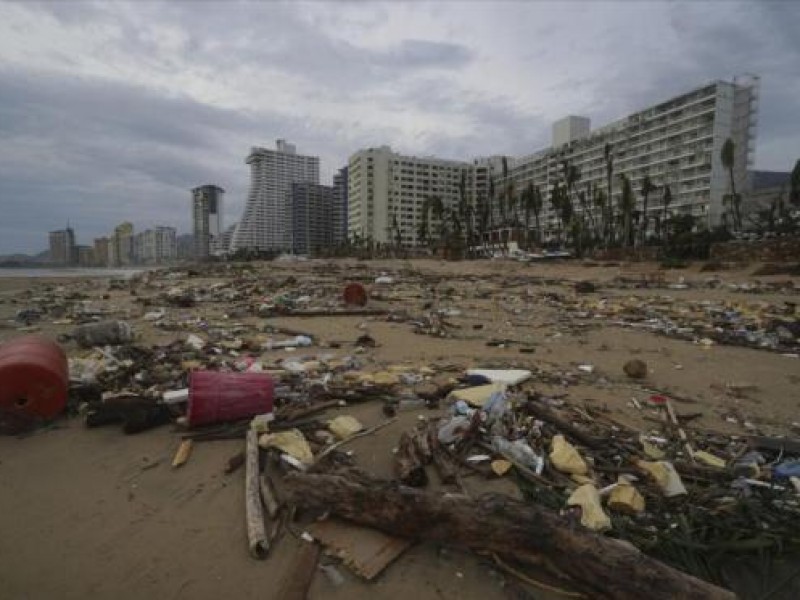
[{"left": 492, "top": 435, "right": 544, "bottom": 475}]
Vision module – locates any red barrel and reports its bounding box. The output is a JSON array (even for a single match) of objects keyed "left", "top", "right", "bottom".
[
  {"left": 187, "top": 371, "right": 274, "bottom": 428},
  {"left": 343, "top": 282, "right": 368, "bottom": 307},
  {"left": 0, "top": 336, "right": 69, "bottom": 426}
]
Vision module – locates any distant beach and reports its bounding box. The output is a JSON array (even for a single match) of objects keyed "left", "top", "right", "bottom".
[{"left": 0, "top": 267, "right": 146, "bottom": 279}]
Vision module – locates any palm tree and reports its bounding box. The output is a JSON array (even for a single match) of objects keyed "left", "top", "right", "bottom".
[
  {"left": 721, "top": 138, "right": 741, "bottom": 231},
  {"left": 618, "top": 173, "right": 635, "bottom": 247},
  {"left": 391, "top": 214, "right": 402, "bottom": 257},
  {"left": 790, "top": 158, "right": 800, "bottom": 206},
  {"left": 500, "top": 157, "right": 511, "bottom": 249},
  {"left": 549, "top": 181, "right": 563, "bottom": 245},
  {"left": 639, "top": 175, "right": 656, "bottom": 247},
  {"left": 603, "top": 143, "right": 614, "bottom": 245},
  {"left": 457, "top": 171, "right": 474, "bottom": 257},
  {"left": 532, "top": 184, "right": 543, "bottom": 245},
  {"left": 661, "top": 184, "right": 673, "bottom": 245},
  {"left": 591, "top": 185, "right": 605, "bottom": 242},
  {"left": 521, "top": 182, "right": 533, "bottom": 249}
]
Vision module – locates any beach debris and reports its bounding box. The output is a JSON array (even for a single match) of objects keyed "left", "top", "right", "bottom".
[
  {"left": 567, "top": 484, "right": 612, "bottom": 531},
  {"left": 73, "top": 320, "right": 133, "bottom": 348},
  {"left": 550, "top": 434, "right": 588, "bottom": 475},
  {"left": 171, "top": 439, "right": 193, "bottom": 468},
  {"left": 259, "top": 429, "right": 314, "bottom": 465},
  {"left": 623, "top": 359, "right": 648, "bottom": 379},
  {"left": 307, "top": 518, "right": 412, "bottom": 580}
]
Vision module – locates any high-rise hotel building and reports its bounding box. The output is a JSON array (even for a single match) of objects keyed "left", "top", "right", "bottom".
[
  {"left": 347, "top": 146, "right": 491, "bottom": 247},
  {"left": 504, "top": 76, "right": 759, "bottom": 238},
  {"left": 230, "top": 140, "right": 319, "bottom": 252}
]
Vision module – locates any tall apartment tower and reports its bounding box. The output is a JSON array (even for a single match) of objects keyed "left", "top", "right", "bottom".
[
  {"left": 192, "top": 185, "right": 224, "bottom": 259},
  {"left": 230, "top": 140, "right": 319, "bottom": 253},
  {"left": 504, "top": 76, "right": 759, "bottom": 237},
  {"left": 291, "top": 183, "right": 336, "bottom": 256},
  {"left": 48, "top": 227, "right": 76, "bottom": 265},
  {"left": 347, "top": 146, "right": 487, "bottom": 247},
  {"left": 111, "top": 222, "right": 134, "bottom": 267},
  {"left": 134, "top": 226, "right": 178, "bottom": 264},
  {"left": 332, "top": 167, "right": 349, "bottom": 246}
]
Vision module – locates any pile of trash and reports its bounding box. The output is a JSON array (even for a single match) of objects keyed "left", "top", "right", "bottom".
[
  {"left": 2, "top": 260, "right": 800, "bottom": 598},
  {"left": 542, "top": 292, "right": 800, "bottom": 355}
]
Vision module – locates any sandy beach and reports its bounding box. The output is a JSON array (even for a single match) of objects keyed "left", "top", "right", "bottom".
[{"left": 0, "top": 258, "right": 798, "bottom": 599}]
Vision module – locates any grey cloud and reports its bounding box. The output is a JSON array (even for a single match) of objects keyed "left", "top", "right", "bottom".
[
  {"left": 376, "top": 39, "right": 472, "bottom": 68},
  {"left": 1, "top": 0, "right": 798, "bottom": 254},
  {"left": 0, "top": 68, "right": 309, "bottom": 252}
]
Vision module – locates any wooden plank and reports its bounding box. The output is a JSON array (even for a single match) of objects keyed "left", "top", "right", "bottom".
[
  {"left": 275, "top": 542, "right": 320, "bottom": 600},
  {"left": 307, "top": 518, "right": 412, "bottom": 580}
]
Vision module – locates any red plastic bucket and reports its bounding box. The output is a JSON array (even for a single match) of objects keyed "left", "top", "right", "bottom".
[
  {"left": 187, "top": 371, "right": 274, "bottom": 427},
  {"left": 343, "top": 282, "right": 368, "bottom": 307},
  {"left": 0, "top": 336, "right": 68, "bottom": 429}
]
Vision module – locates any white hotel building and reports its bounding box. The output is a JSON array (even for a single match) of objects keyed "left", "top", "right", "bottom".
[
  {"left": 506, "top": 76, "right": 759, "bottom": 238},
  {"left": 347, "top": 145, "right": 493, "bottom": 247}
]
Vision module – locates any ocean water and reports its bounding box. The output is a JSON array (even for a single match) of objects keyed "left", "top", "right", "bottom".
[{"left": 0, "top": 267, "right": 144, "bottom": 279}]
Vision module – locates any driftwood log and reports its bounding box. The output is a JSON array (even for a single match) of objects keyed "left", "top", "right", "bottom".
[
  {"left": 395, "top": 431, "right": 428, "bottom": 487},
  {"left": 284, "top": 472, "right": 735, "bottom": 600},
  {"left": 245, "top": 430, "right": 269, "bottom": 559}
]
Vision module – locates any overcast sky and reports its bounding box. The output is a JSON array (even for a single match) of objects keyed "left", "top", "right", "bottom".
[{"left": 1, "top": 0, "right": 798, "bottom": 254}]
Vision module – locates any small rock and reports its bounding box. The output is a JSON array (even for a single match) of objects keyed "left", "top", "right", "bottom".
[
  {"left": 575, "top": 281, "right": 596, "bottom": 294},
  {"left": 623, "top": 359, "right": 648, "bottom": 379}
]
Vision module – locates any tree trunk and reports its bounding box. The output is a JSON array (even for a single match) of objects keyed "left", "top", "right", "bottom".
[{"left": 284, "top": 472, "right": 735, "bottom": 600}]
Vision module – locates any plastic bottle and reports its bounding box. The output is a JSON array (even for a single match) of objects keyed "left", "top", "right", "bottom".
[{"left": 492, "top": 436, "right": 544, "bottom": 475}]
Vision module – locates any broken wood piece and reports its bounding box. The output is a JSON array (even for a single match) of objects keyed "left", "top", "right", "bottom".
[
  {"left": 307, "top": 518, "right": 412, "bottom": 580},
  {"left": 395, "top": 431, "right": 428, "bottom": 487},
  {"left": 664, "top": 400, "right": 695, "bottom": 462},
  {"left": 245, "top": 430, "right": 269, "bottom": 559},
  {"left": 259, "top": 473, "right": 280, "bottom": 519},
  {"left": 171, "top": 439, "right": 193, "bottom": 468},
  {"left": 284, "top": 471, "right": 734, "bottom": 600},
  {"left": 274, "top": 541, "right": 320, "bottom": 600}
]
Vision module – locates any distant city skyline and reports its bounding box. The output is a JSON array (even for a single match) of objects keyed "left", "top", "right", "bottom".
[{"left": 1, "top": 1, "right": 798, "bottom": 253}]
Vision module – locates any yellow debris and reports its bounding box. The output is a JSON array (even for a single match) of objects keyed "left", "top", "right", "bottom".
[
  {"left": 608, "top": 481, "right": 645, "bottom": 514},
  {"left": 491, "top": 459, "right": 513, "bottom": 476},
  {"left": 259, "top": 429, "right": 313, "bottom": 465},
  {"left": 639, "top": 435, "right": 665, "bottom": 460},
  {"left": 550, "top": 434, "right": 588, "bottom": 475},
  {"left": 635, "top": 459, "right": 687, "bottom": 497},
  {"left": 693, "top": 450, "right": 726, "bottom": 469},
  {"left": 328, "top": 415, "right": 364, "bottom": 440},
  {"left": 567, "top": 484, "right": 611, "bottom": 531}
]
